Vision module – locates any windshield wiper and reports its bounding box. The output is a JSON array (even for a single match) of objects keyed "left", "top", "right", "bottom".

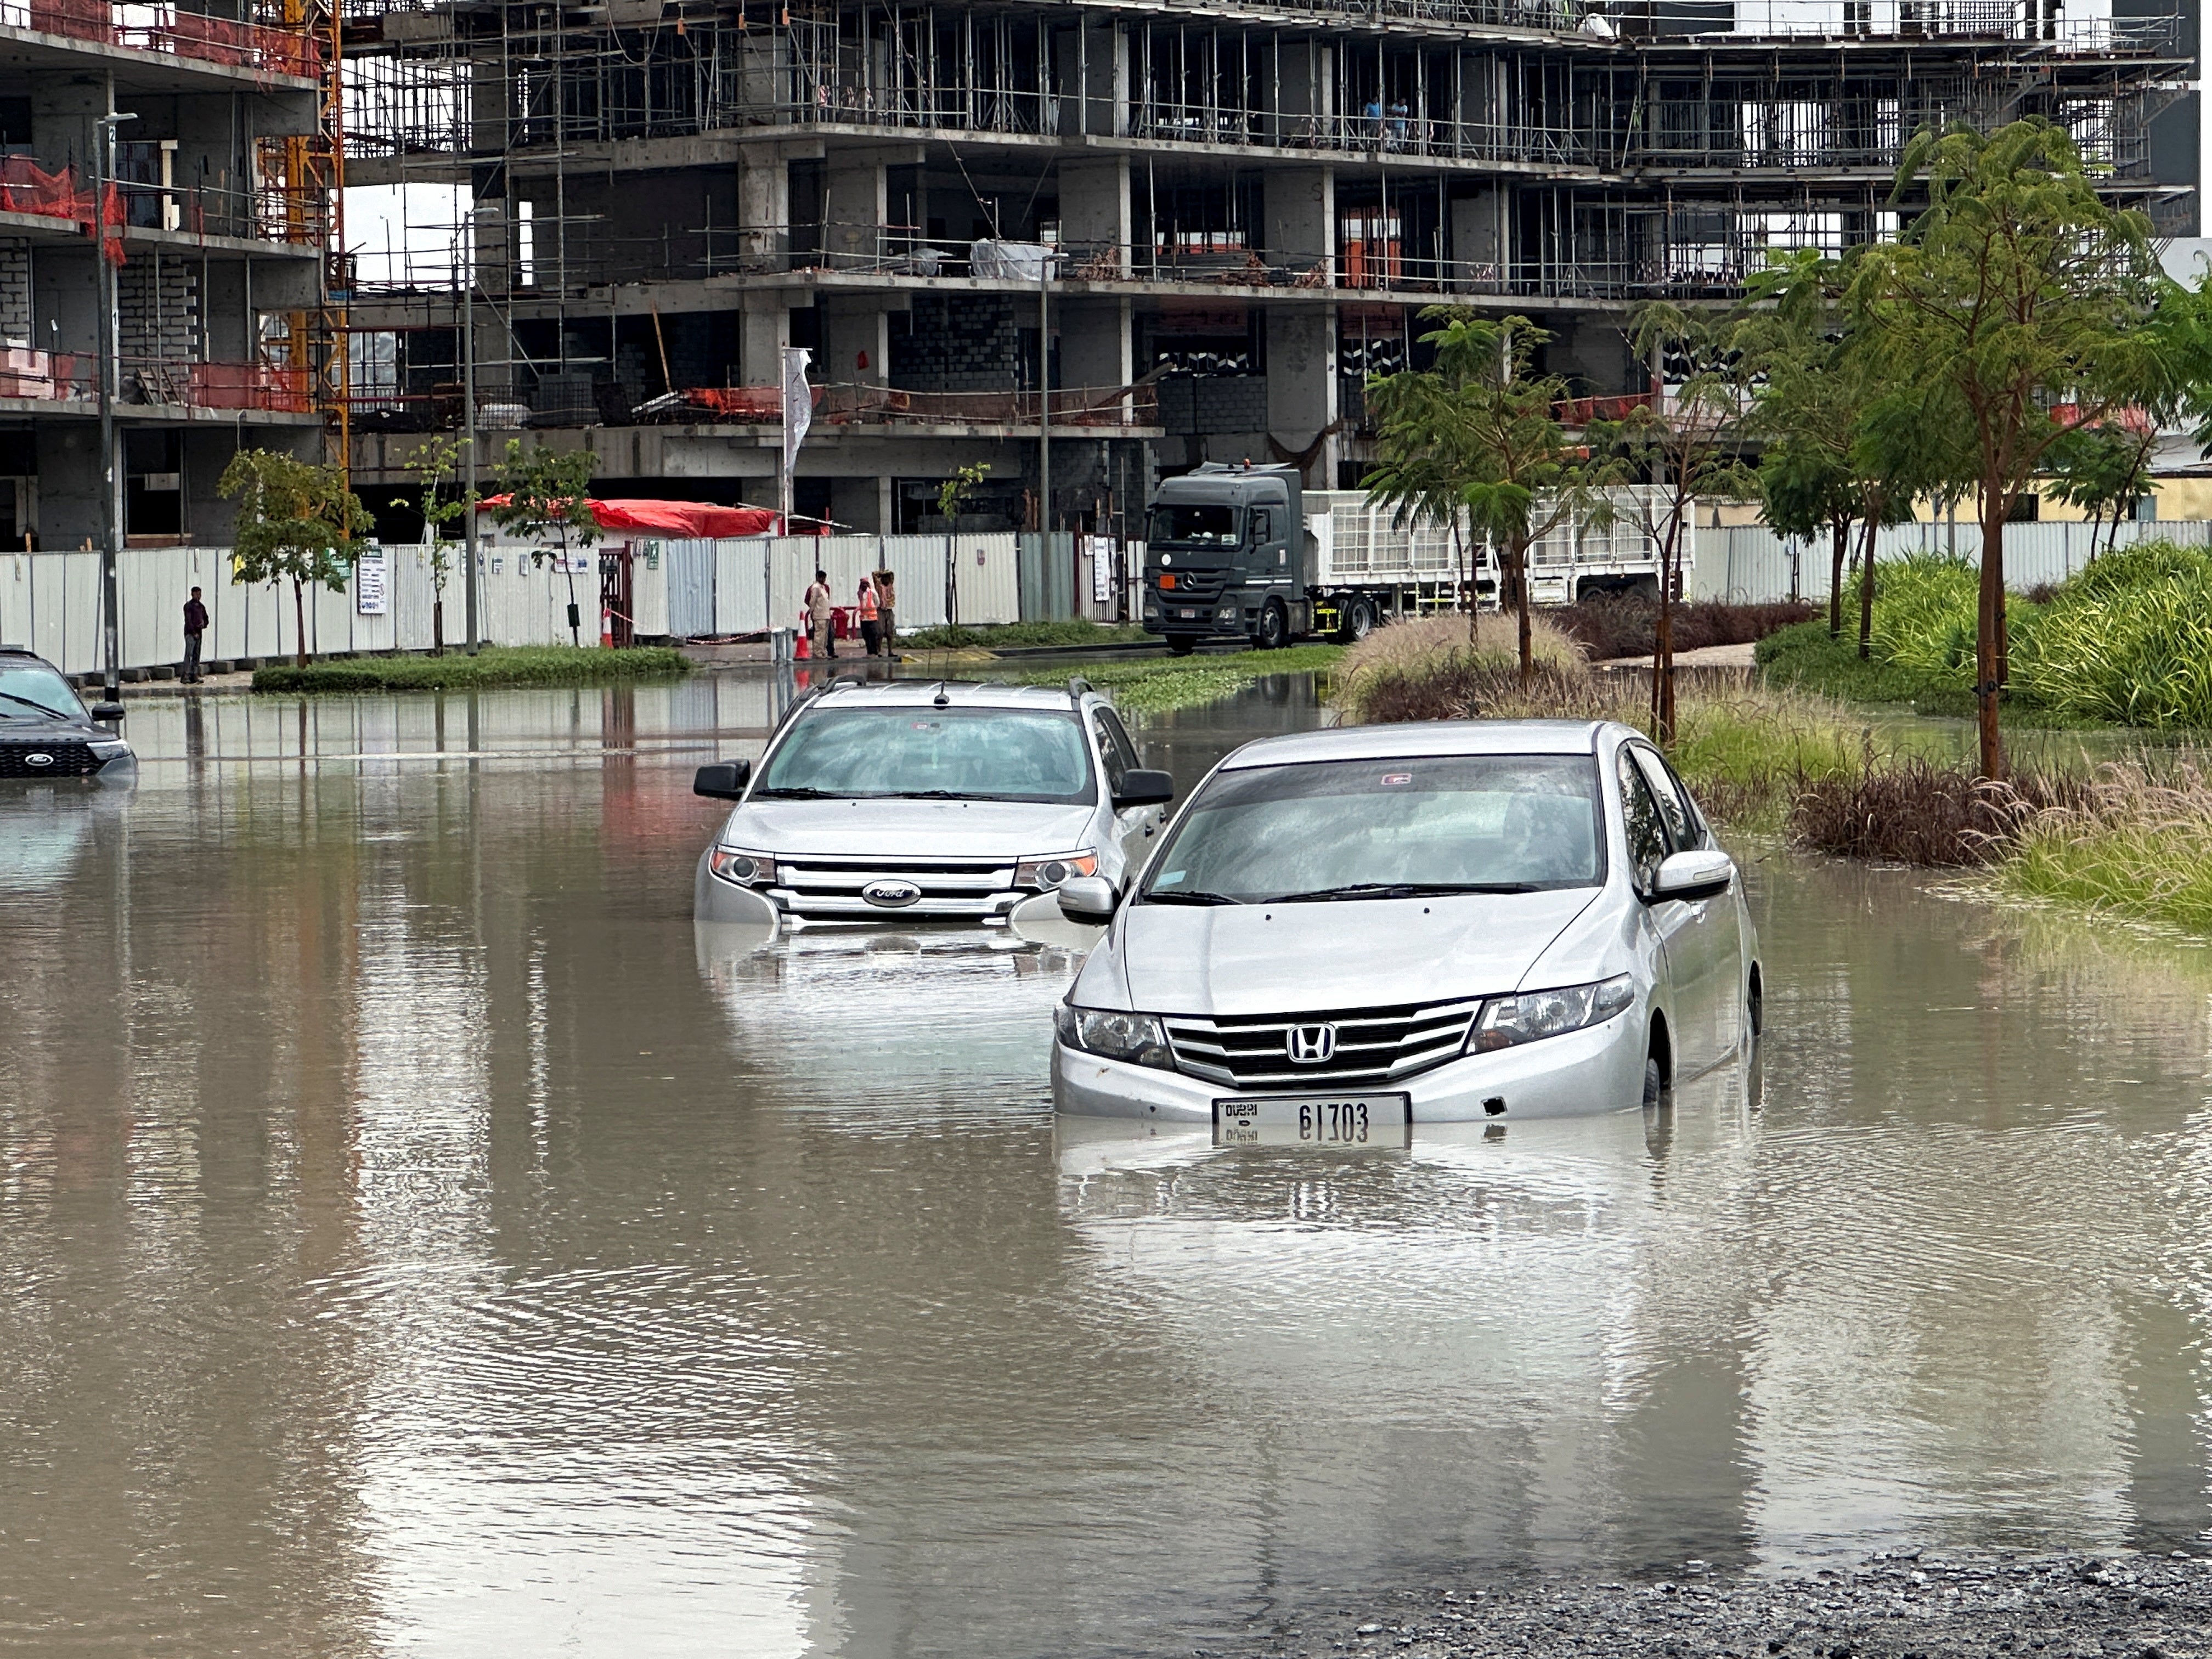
[
  {"left": 752, "top": 785, "right": 845, "bottom": 799},
  {"left": 1141, "top": 889, "right": 1245, "bottom": 906},
  {"left": 1263, "top": 881, "right": 1547, "bottom": 902},
  {"left": 0, "top": 689, "right": 70, "bottom": 719},
  {"left": 883, "top": 788, "right": 1004, "bottom": 800}
]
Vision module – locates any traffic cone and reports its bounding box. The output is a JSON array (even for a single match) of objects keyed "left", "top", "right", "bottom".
[
  {"left": 794, "top": 626, "right": 810, "bottom": 659},
  {"left": 600, "top": 606, "right": 613, "bottom": 648}
]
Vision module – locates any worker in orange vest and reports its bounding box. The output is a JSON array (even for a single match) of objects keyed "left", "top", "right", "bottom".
[{"left": 856, "top": 575, "right": 882, "bottom": 656}]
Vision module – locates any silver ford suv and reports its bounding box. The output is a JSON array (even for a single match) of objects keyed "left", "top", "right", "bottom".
[{"left": 692, "top": 678, "right": 1174, "bottom": 928}]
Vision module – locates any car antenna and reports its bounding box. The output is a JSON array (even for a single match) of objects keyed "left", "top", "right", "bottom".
[
  {"left": 1066, "top": 675, "right": 1091, "bottom": 701},
  {"left": 930, "top": 680, "right": 951, "bottom": 708}
]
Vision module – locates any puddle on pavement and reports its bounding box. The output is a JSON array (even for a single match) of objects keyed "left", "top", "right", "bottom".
[{"left": 6, "top": 667, "right": 2212, "bottom": 1657}]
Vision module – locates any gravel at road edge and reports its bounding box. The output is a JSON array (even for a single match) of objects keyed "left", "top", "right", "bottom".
[{"left": 1225, "top": 1550, "right": 2212, "bottom": 1658}]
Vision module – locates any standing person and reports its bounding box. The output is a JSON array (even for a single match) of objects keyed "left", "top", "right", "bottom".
[
  {"left": 873, "top": 569, "right": 897, "bottom": 658},
  {"left": 181, "top": 586, "right": 209, "bottom": 683},
  {"left": 804, "top": 568, "right": 836, "bottom": 660},
  {"left": 856, "top": 574, "right": 881, "bottom": 657}
]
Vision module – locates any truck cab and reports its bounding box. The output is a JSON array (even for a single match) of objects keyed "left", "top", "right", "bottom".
[{"left": 1141, "top": 462, "right": 1311, "bottom": 654}]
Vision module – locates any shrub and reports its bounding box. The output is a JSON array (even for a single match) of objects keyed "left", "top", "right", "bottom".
[
  {"left": 1549, "top": 595, "right": 1820, "bottom": 661},
  {"left": 2015, "top": 542, "right": 2212, "bottom": 727},
  {"left": 253, "top": 644, "right": 690, "bottom": 693},
  {"left": 1790, "top": 759, "right": 2084, "bottom": 867},
  {"left": 1334, "top": 614, "right": 1585, "bottom": 724},
  {"left": 2002, "top": 754, "right": 2212, "bottom": 930}
]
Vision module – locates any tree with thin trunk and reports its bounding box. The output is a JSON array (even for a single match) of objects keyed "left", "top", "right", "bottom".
[
  {"left": 489, "top": 441, "right": 599, "bottom": 646},
  {"left": 1602, "top": 304, "right": 1756, "bottom": 745},
  {"left": 936, "top": 461, "right": 989, "bottom": 628},
  {"left": 219, "top": 448, "right": 371, "bottom": 670},
  {"left": 1845, "top": 117, "right": 2165, "bottom": 779},
  {"left": 407, "top": 435, "right": 472, "bottom": 656},
  {"left": 1365, "top": 309, "right": 1617, "bottom": 684}
]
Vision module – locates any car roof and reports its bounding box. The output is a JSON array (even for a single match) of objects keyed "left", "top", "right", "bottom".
[
  {"left": 1218, "top": 720, "right": 1626, "bottom": 769},
  {"left": 804, "top": 679, "right": 1088, "bottom": 711}
]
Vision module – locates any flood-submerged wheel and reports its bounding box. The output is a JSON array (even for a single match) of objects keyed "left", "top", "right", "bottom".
[
  {"left": 1642, "top": 1053, "right": 1664, "bottom": 1110},
  {"left": 1256, "top": 600, "right": 1288, "bottom": 650},
  {"left": 1167, "top": 635, "right": 1198, "bottom": 657}
]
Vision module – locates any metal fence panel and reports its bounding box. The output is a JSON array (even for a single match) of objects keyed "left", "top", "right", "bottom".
[
  {"left": 665, "top": 538, "right": 717, "bottom": 637},
  {"left": 1692, "top": 518, "right": 2212, "bottom": 605},
  {"left": 1018, "top": 532, "right": 1076, "bottom": 620}
]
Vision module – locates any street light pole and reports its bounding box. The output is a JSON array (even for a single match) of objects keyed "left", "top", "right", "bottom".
[
  {"left": 92, "top": 100, "right": 134, "bottom": 720},
  {"left": 461, "top": 207, "right": 480, "bottom": 654}
]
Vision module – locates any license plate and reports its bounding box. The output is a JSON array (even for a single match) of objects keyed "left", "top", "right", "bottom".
[
  {"left": 1178, "top": 607, "right": 1197, "bottom": 619},
  {"left": 1213, "top": 1094, "right": 1411, "bottom": 1149}
]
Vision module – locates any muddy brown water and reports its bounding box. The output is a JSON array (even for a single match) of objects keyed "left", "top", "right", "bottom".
[{"left": 7, "top": 669, "right": 2212, "bottom": 1657}]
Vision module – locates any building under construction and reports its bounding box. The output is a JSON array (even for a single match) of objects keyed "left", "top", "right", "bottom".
[
  {"left": 0, "top": 0, "right": 341, "bottom": 551},
  {"left": 337, "top": 0, "right": 2196, "bottom": 538}
]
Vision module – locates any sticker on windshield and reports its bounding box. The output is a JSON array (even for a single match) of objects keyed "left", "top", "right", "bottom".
[
  {"left": 1156, "top": 870, "right": 1187, "bottom": 885},
  {"left": 1380, "top": 772, "right": 1413, "bottom": 786}
]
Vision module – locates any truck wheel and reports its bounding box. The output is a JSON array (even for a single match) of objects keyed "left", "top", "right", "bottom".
[
  {"left": 1337, "top": 597, "right": 1378, "bottom": 645},
  {"left": 1256, "top": 600, "right": 1288, "bottom": 651},
  {"left": 1167, "top": 635, "right": 1197, "bottom": 657}
]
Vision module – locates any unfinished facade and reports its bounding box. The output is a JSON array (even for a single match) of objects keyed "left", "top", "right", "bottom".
[
  {"left": 339, "top": 0, "right": 2195, "bottom": 538},
  {"left": 0, "top": 1, "right": 335, "bottom": 551}
]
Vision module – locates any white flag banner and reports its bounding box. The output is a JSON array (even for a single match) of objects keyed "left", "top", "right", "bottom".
[{"left": 781, "top": 346, "right": 813, "bottom": 482}]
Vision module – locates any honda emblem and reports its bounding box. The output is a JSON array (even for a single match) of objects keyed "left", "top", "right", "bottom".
[{"left": 1286, "top": 1023, "right": 1337, "bottom": 1064}]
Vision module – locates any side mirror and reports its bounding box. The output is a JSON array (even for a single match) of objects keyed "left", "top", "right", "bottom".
[
  {"left": 1646, "top": 848, "right": 1733, "bottom": 904},
  {"left": 1056, "top": 875, "right": 1119, "bottom": 924},
  {"left": 1111, "top": 768, "right": 1175, "bottom": 809},
  {"left": 693, "top": 760, "right": 752, "bottom": 800}
]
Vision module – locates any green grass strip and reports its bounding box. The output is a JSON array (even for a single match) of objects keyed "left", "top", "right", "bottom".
[
  {"left": 253, "top": 644, "right": 692, "bottom": 693},
  {"left": 900, "top": 619, "right": 1150, "bottom": 651},
  {"left": 1003, "top": 643, "right": 1344, "bottom": 715}
]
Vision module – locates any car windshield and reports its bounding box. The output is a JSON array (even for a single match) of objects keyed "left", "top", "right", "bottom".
[
  {"left": 1147, "top": 504, "right": 1239, "bottom": 548},
  {"left": 0, "top": 661, "right": 84, "bottom": 721},
  {"left": 755, "top": 706, "right": 1096, "bottom": 804},
  {"left": 1143, "top": 754, "right": 1603, "bottom": 902}
]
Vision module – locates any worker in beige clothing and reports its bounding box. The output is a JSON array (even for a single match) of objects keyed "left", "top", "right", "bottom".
[{"left": 805, "top": 568, "right": 836, "bottom": 659}]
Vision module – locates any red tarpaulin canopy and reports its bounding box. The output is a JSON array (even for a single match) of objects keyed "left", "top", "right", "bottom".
[{"left": 476, "top": 496, "right": 782, "bottom": 538}]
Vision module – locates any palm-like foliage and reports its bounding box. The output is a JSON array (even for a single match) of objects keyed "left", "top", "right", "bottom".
[{"left": 1365, "top": 310, "right": 1617, "bottom": 684}]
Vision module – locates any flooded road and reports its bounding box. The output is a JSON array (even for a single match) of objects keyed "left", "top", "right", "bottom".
[{"left": 7, "top": 671, "right": 2212, "bottom": 1657}]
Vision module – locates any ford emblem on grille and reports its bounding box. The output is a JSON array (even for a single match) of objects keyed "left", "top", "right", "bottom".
[
  {"left": 23, "top": 752, "right": 53, "bottom": 768},
  {"left": 861, "top": 879, "right": 922, "bottom": 909},
  {"left": 1286, "top": 1023, "right": 1338, "bottom": 1064}
]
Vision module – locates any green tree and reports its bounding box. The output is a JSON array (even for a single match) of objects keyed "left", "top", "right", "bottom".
[
  {"left": 1602, "top": 303, "right": 1756, "bottom": 744},
  {"left": 1365, "top": 309, "right": 1617, "bottom": 684},
  {"left": 406, "top": 435, "right": 473, "bottom": 655},
  {"left": 1846, "top": 117, "right": 2165, "bottom": 778},
  {"left": 489, "top": 441, "right": 599, "bottom": 646},
  {"left": 219, "top": 448, "right": 371, "bottom": 669},
  {"left": 936, "top": 461, "right": 989, "bottom": 626}
]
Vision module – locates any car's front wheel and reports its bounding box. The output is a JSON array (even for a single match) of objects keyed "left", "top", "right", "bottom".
[{"left": 1641, "top": 1054, "right": 1664, "bottom": 1110}]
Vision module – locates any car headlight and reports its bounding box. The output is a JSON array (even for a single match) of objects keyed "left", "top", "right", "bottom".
[
  {"left": 708, "top": 847, "right": 780, "bottom": 887},
  {"left": 1469, "top": 974, "right": 1635, "bottom": 1053},
  {"left": 88, "top": 738, "right": 131, "bottom": 758},
  {"left": 1054, "top": 1003, "right": 1175, "bottom": 1070},
  {"left": 1014, "top": 850, "right": 1098, "bottom": 890}
]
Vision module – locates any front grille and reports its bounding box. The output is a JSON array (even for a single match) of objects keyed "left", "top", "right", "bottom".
[
  {"left": 1164, "top": 997, "right": 1485, "bottom": 1090},
  {"left": 0, "top": 739, "right": 99, "bottom": 778},
  {"left": 775, "top": 855, "right": 1017, "bottom": 899}
]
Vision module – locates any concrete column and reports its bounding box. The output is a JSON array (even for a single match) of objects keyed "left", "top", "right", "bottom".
[
  {"left": 1058, "top": 296, "right": 1130, "bottom": 394},
  {"left": 822, "top": 155, "right": 885, "bottom": 269},
  {"left": 823, "top": 295, "right": 889, "bottom": 386},
  {"left": 1265, "top": 303, "right": 1338, "bottom": 483},
  {"left": 1274, "top": 42, "right": 1330, "bottom": 146},
  {"left": 1451, "top": 186, "right": 1507, "bottom": 289},
  {"left": 739, "top": 297, "right": 789, "bottom": 387},
  {"left": 1082, "top": 21, "right": 1127, "bottom": 138},
  {"left": 827, "top": 474, "right": 885, "bottom": 533},
  {"left": 738, "top": 148, "right": 788, "bottom": 272},
  {"left": 1264, "top": 165, "right": 1334, "bottom": 281},
  {"left": 1058, "top": 156, "right": 1130, "bottom": 267}
]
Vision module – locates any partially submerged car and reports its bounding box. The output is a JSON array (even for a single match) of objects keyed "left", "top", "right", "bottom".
[
  {"left": 0, "top": 647, "right": 134, "bottom": 784},
  {"left": 693, "top": 678, "right": 1174, "bottom": 929},
  {"left": 1050, "top": 720, "right": 1760, "bottom": 1137}
]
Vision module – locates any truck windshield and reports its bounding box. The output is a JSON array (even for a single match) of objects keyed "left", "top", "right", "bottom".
[
  {"left": 1147, "top": 504, "right": 1239, "bottom": 548},
  {"left": 754, "top": 707, "right": 1096, "bottom": 804},
  {"left": 1141, "top": 755, "right": 1604, "bottom": 901}
]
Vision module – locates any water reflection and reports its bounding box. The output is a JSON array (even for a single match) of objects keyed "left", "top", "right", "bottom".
[{"left": 7, "top": 675, "right": 2212, "bottom": 1657}]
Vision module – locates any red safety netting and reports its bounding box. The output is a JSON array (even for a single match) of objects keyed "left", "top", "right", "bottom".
[
  {"left": 0, "top": 157, "right": 125, "bottom": 262},
  {"left": 189, "top": 362, "right": 309, "bottom": 411},
  {"left": 477, "top": 496, "right": 782, "bottom": 538}
]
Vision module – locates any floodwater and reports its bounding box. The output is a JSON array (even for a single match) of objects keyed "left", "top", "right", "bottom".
[{"left": 8, "top": 670, "right": 2212, "bottom": 1657}]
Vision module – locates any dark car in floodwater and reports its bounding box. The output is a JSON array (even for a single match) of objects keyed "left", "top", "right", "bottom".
[{"left": 0, "top": 648, "right": 134, "bottom": 783}]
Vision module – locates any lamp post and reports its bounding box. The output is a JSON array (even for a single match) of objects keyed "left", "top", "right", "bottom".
[
  {"left": 460, "top": 206, "right": 480, "bottom": 654},
  {"left": 91, "top": 103, "right": 135, "bottom": 721}
]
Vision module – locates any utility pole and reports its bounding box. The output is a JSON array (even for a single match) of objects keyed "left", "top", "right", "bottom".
[
  {"left": 461, "top": 207, "right": 481, "bottom": 654},
  {"left": 1037, "top": 253, "right": 1051, "bottom": 557},
  {"left": 91, "top": 95, "right": 134, "bottom": 722}
]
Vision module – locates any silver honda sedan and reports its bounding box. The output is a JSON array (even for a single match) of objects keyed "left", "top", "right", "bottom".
[{"left": 1050, "top": 720, "right": 1760, "bottom": 1139}]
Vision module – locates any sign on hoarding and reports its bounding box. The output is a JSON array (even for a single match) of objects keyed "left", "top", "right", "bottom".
[{"left": 356, "top": 543, "right": 387, "bottom": 615}]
